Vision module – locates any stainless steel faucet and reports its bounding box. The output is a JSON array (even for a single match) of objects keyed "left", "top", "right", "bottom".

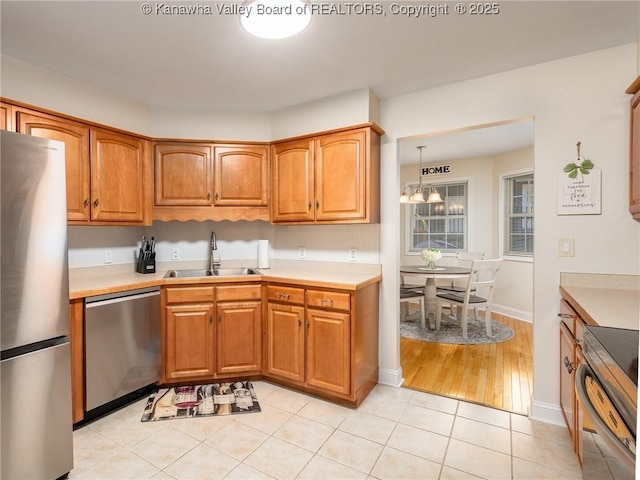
[{"left": 210, "top": 231, "right": 221, "bottom": 270}]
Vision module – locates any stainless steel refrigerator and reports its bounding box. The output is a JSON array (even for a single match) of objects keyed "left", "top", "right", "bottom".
[{"left": 1, "top": 130, "right": 74, "bottom": 479}]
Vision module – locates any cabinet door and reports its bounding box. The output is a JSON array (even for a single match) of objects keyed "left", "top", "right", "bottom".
[
  {"left": 165, "top": 303, "right": 215, "bottom": 381},
  {"left": 216, "top": 301, "right": 262, "bottom": 374},
  {"left": 91, "top": 128, "right": 148, "bottom": 222},
  {"left": 315, "top": 130, "right": 366, "bottom": 222},
  {"left": 154, "top": 143, "right": 213, "bottom": 206},
  {"left": 0, "top": 102, "right": 12, "bottom": 131},
  {"left": 630, "top": 90, "right": 640, "bottom": 219},
  {"left": 266, "top": 303, "right": 305, "bottom": 383},
  {"left": 17, "top": 110, "right": 91, "bottom": 222},
  {"left": 306, "top": 308, "right": 351, "bottom": 395},
  {"left": 559, "top": 321, "right": 576, "bottom": 442},
  {"left": 271, "top": 139, "right": 315, "bottom": 222},
  {"left": 214, "top": 145, "right": 269, "bottom": 206}
]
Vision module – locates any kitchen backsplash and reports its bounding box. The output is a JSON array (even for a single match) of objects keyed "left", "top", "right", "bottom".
[{"left": 67, "top": 222, "right": 381, "bottom": 268}]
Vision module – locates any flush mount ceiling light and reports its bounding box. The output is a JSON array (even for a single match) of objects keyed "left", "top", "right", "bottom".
[{"left": 241, "top": 0, "right": 311, "bottom": 39}]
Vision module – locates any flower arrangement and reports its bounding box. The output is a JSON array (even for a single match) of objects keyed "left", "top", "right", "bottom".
[{"left": 421, "top": 248, "right": 441, "bottom": 269}]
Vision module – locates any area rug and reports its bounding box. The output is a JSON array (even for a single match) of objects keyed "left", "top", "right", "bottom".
[
  {"left": 141, "top": 381, "right": 260, "bottom": 422},
  {"left": 400, "top": 316, "right": 514, "bottom": 345}
]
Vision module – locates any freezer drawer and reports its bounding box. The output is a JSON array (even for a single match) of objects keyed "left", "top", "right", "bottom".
[
  {"left": 85, "top": 287, "right": 161, "bottom": 411},
  {"left": 1, "top": 341, "right": 74, "bottom": 480}
]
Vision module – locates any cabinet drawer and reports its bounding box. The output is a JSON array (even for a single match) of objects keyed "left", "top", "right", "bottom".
[
  {"left": 267, "top": 285, "right": 305, "bottom": 305},
  {"left": 307, "top": 289, "right": 350, "bottom": 311},
  {"left": 216, "top": 284, "right": 261, "bottom": 301},
  {"left": 560, "top": 299, "right": 584, "bottom": 343},
  {"left": 165, "top": 286, "right": 215, "bottom": 304}
]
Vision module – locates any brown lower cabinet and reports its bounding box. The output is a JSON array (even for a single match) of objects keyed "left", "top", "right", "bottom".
[{"left": 265, "top": 282, "right": 378, "bottom": 406}]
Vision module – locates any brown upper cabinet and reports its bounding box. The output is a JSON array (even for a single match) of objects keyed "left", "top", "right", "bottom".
[
  {"left": 15, "top": 108, "right": 151, "bottom": 225},
  {"left": 271, "top": 126, "right": 381, "bottom": 224},
  {"left": 152, "top": 142, "right": 270, "bottom": 222},
  {"left": 629, "top": 80, "right": 640, "bottom": 221},
  {"left": 0, "top": 102, "right": 13, "bottom": 131}
]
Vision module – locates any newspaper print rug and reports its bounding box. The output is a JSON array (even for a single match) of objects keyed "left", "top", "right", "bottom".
[{"left": 141, "top": 381, "right": 260, "bottom": 422}]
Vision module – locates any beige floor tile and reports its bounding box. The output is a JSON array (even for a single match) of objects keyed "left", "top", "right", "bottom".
[
  {"left": 72, "top": 428, "right": 124, "bottom": 466},
  {"left": 338, "top": 411, "right": 397, "bottom": 444},
  {"left": 456, "top": 402, "right": 511, "bottom": 429},
  {"left": 317, "top": 430, "right": 384, "bottom": 473},
  {"left": 398, "top": 404, "right": 455, "bottom": 437},
  {"left": 94, "top": 414, "right": 172, "bottom": 448},
  {"left": 511, "top": 430, "right": 581, "bottom": 476},
  {"left": 407, "top": 390, "right": 459, "bottom": 415},
  {"left": 151, "top": 472, "right": 176, "bottom": 480},
  {"left": 163, "top": 443, "right": 238, "bottom": 480},
  {"left": 204, "top": 421, "right": 268, "bottom": 461},
  {"left": 167, "top": 414, "right": 234, "bottom": 441},
  {"left": 244, "top": 436, "right": 313, "bottom": 479},
  {"left": 297, "top": 398, "right": 352, "bottom": 428},
  {"left": 512, "top": 457, "right": 582, "bottom": 480},
  {"left": 445, "top": 438, "right": 512, "bottom": 479},
  {"left": 273, "top": 415, "right": 334, "bottom": 452},
  {"left": 225, "top": 462, "right": 276, "bottom": 479},
  {"left": 130, "top": 428, "right": 199, "bottom": 470},
  {"left": 261, "top": 386, "right": 311, "bottom": 414},
  {"left": 233, "top": 403, "right": 293, "bottom": 435},
  {"left": 386, "top": 423, "right": 448, "bottom": 465},
  {"left": 357, "top": 392, "right": 409, "bottom": 422},
  {"left": 370, "top": 446, "right": 441, "bottom": 480},
  {"left": 510, "top": 414, "right": 572, "bottom": 446},
  {"left": 439, "top": 465, "right": 485, "bottom": 479},
  {"left": 297, "top": 455, "right": 368, "bottom": 480},
  {"left": 70, "top": 449, "right": 159, "bottom": 480},
  {"left": 370, "top": 384, "right": 415, "bottom": 404},
  {"left": 451, "top": 416, "right": 511, "bottom": 455}
]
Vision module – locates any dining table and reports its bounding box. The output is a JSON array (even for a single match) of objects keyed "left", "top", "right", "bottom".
[{"left": 400, "top": 265, "right": 471, "bottom": 329}]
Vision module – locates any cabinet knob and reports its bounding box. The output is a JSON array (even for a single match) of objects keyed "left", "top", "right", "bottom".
[
  {"left": 93, "top": 198, "right": 100, "bottom": 208},
  {"left": 316, "top": 200, "right": 319, "bottom": 209},
  {"left": 279, "top": 292, "right": 290, "bottom": 300},
  {"left": 215, "top": 192, "right": 219, "bottom": 201},
  {"left": 298, "top": 319, "right": 302, "bottom": 327},
  {"left": 83, "top": 198, "right": 90, "bottom": 208},
  {"left": 321, "top": 298, "right": 333, "bottom": 306},
  {"left": 209, "top": 316, "right": 213, "bottom": 324},
  {"left": 207, "top": 192, "right": 211, "bottom": 200},
  {"left": 308, "top": 201, "right": 312, "bottom": 211},
  {"left": 557, "top": 313, "right": 573, "bottom": 319}
]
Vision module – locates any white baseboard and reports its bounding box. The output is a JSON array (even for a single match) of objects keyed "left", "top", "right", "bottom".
[
  {"left": 529, "top": 400, "right": 567, "bottom": 427},
  {"left": 378, "top": 367, "right": 404, "bottom": 387},
  {"left": 492, "top": 303, "right": 532, "bottom": 323}
]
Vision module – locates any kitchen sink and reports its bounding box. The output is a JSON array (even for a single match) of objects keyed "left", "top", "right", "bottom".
[{"left": 164, "top": 268, "right": 261, "bottom": 278}]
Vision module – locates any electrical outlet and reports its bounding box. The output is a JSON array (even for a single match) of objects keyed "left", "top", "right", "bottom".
[
  {"left": 349, "top": 248, "right": 358, "bottom": 261},
  {"left": 171, "top": 247, "right": 180, "bottom": 260},
  {"left": 558, "top": 238, "right": 575, "bottom": 257},
  {"left": 104, "top": 249, "right": 113, "bottom": 264},
  {"left": 298, "top": 247, "right": 306, "bottom": 259}
]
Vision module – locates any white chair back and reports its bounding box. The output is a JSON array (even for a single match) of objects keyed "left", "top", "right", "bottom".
[{"left": 466, "top": 259, "right": 502, "bottom": 303}]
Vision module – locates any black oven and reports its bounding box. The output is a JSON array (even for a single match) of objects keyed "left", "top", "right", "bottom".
[{"left": 576, "top": 325, "right": 637, "bottom": 477}]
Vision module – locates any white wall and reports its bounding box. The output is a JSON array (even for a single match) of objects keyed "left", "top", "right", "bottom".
[
  {"left": 379, "top": 43, "right": 639, "bottom": 424},
  {"left": 1, "top": 54, "right": 152, "bottom": 135}
]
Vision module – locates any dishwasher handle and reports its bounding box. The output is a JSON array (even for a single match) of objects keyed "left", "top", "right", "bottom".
[{"left": 85, "top": 287, "right": 160, "bottom": 307}]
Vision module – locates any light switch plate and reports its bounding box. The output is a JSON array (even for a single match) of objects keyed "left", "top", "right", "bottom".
[
  {"left": 298, "top": 247, "right": 306, "bottom": 259},
  {"left": 171, "top": 248, "right": 180, "bottom": 260},
  {"left": 558, "top": 238, "right": 575, "bottom": 257},
  {"left": 349, "top": 248, "right": 358, "bottom": 261}
]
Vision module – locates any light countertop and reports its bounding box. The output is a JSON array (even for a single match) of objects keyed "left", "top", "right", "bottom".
[
  {"left": 560, "top": 273, "right": 640, "bottom": 330},
  {"left": 69, "top": 260, "right": 382, "bottom": 299}
]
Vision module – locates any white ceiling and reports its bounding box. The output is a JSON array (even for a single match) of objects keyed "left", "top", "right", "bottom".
[
  {"left": 398, "top": 119, "right": 535, "bottom": 165},
  {"left": 1, "top": 1, "right": 638, "bottom": 115}
]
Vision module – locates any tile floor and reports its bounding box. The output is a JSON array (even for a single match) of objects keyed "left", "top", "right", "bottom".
[{"left": 70, "top": 381, "right": 594, "bottom": 480}]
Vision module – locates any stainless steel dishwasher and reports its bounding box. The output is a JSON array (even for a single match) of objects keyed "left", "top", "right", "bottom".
[{"left": 85, "top": 287, "right": 161, "bottom": 411}]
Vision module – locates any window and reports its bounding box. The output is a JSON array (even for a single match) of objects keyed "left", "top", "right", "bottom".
[
  {"left": 504, "top": 172, "right": 534, "bottom": 256},
  {"left": 407, "top": 182, "right": 468, "bottom": 253}
]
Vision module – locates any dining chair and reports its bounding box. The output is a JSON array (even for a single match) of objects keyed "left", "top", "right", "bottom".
[
  {"left": 400, "top": 275, "right": 427, "bottom": 329},
  {"left": 437, "top": 251, "right": 484, "bottom": 318},
  {"left": 435, "top": 259, "right": 502, "bottom": 339}
]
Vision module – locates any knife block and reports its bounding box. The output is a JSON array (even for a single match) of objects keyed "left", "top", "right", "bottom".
[{"left": 136, "top": 250, "right": 156, "bottom": 274}]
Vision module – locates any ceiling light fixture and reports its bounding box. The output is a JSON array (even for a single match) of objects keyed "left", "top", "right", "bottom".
[
  {"left": 402, "top": 146, "right": 427, "bottom": 204},
  {"left": 241, "top": 0, "right": 311, "bottom": 40},
  {"left": 426, "top": 186, "right": 444, "bottom": 203}
]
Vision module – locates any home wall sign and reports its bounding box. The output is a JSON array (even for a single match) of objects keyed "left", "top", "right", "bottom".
[
  {"left": 557, "top": 142, "right": 601, "bottom": 215},
  {"left": 421, "top": 165, "right": 451, "bottom": 176}
]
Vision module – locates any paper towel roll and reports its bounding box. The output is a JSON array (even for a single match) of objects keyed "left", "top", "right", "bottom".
[{"left": 257, "top": 239, "right": 270, "bottom": 269}]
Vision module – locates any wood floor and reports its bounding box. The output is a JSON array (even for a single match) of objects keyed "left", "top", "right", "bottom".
[{"left": 400, "top": 312, "right": 533, "bottom": 415}]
